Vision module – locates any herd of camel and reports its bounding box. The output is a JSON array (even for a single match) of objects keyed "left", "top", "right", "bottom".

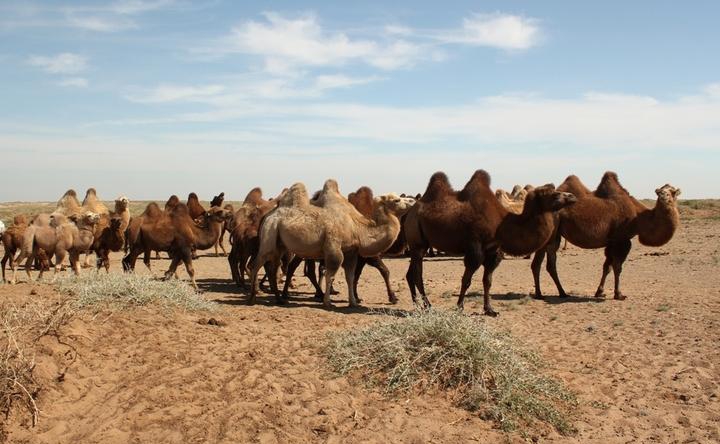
[{"left": 0, "top": 170, "right": 681, "bottom": 316}]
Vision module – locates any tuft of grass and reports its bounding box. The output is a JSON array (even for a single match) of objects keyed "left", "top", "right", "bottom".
[
  {"left": 323, "top": 309, "right": 577, "bottom": 434},
  {"left": 55, "top": 273, "right": 216, "bottom": 311},
  {"left": 656, "top": 304, "right": 671, "bottom": 312}
]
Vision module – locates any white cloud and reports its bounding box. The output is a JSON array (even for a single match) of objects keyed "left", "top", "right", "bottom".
[
  {"left": 111, "top": 0, "right": 174, "bottom": 15},
  {"left": 28, "top": 53, "right": 87, "bottom": 74},
  {"left": 65, "top": 12, "right": 136, "bottom": 32},
  {"left": 126, "top": 84, "right": 226, "bottom": 103},
  {"left": 313, "top": 74, "right": 381, "bottom": 90},
  {"left": 438, "top": 13, "right": 541, "bottom": 50},
  {"left": 58, "top": 77, "right": 88, "bottom": 88},
  {"left": 217, "top": 12, "right": 429, "bottom": 72}
]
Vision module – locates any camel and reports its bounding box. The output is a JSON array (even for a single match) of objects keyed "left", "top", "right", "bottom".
[
  {"left": 227, "top": 188, "right": 278, "bottom": 287},
  {"left": 12, "top": 212, "right": 101, "bottom": 282},
  {"left": 531, "top": 172, "right": 680, "bottom": 300},
  {"left": 209, "top": 192, "right": 227, "bottom": 256},
  {"left": 404, "top": 170, "right": 577, "bottom": 316},
  {"left": 249, "top": 180, "right": 415, "bottom": 308},
  {"left": 91, "top": 196, "right": 130, "bottom": 271},
  {"left": 2, "top": 215, "right": 32, "bottom": 282},
  {"left": 496, "top": 184, "right": 534, "bottom": 215},
  {"left": 55, "top": 189, "right": 83, "bottom": 216},
  {"left": 347, "top": 186, "right": 401, "bottom": 303},
  {"left": 122, "top": 204, "right": 232, "bottom": 289},
  {"left": 81, "top": 188, "right": 110, "bottom": 215}
]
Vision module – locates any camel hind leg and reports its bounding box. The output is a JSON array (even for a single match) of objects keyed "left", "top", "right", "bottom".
[
  {"left": 322, "top": 247, "right": 343, "bottom": 309},
  {"left": 406, "top": 247, "right": 430, "bottom": 308},
  {"left": 281, "top": 255, "right": 304, "bottom": 300},
  {"left": 457, "top": 242, "right": 483, "bottom": 312},
  {"left": 480, "top": 249, "right": 502, "bottom": 317},
  {"left": 610, "top": 239, "right": 631, "bottom": 300},
  {"left": 342, "top": 252, "right": 360, "bottom": 308}
]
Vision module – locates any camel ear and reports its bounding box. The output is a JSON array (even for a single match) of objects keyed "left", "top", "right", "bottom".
[
  {"left": 655, "top": 188, "right": 662, "bottom": 196},
  {"left": 68, "top": 214, "right": 78, "bottom": 222},
  {"left": 673, "top": 188, "right": 681, "bottom": 198}
]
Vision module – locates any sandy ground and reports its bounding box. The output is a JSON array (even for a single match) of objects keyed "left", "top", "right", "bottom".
[{"left": 2, "top": 214, "right": 719, "bottom": 443}]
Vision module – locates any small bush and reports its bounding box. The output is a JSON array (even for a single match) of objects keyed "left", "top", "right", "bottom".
[
  {"left": 323, "top": 309, "right": 576, "bottom": 434},
  {"left": 55, "top": 273, "right": 216, "bottom": 312}
]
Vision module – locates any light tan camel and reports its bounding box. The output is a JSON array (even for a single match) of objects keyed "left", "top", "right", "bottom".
[
  {"left": 12, "top": 212, "right": 100, "bottom": 282},
  {"left": 249, "top": 180, "right": 415, "bottom": 308}
]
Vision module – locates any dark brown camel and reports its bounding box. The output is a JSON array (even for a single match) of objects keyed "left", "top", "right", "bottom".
[
  {"left": 405, "top": 170, "right": 576, "bottom": 316},
  {"left": 122, "top": 204, "right": 232, "bottom": 288},
  {"left": 92, "top": 196, "right": 130, "bottom": 271},
  {"left": 531, "top": 172, "right": 680, "bottom": 300},
  {"left": 227, "top": 188, "right": 277, "bottom": 287}
]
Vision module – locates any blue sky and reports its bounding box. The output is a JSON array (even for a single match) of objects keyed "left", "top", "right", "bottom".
[{"left": 1, "top": 0, "right": 719, "bottom": 201}]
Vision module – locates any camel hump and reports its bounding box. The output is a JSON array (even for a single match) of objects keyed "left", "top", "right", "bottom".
[
  {"left": 422, "top": 172, "right": 454, "bottom": 201},
  {"left": 323, "top": 179, "right": 340, "bottom": 193},
  {"left": 164, "top": 195, "right": 180, "bottom": 210},
  {"left": 85, "top": 188, "right": 97, "bottom": 197},
  {"left": 279, "top": 183, "right": 309, "bottom": 207},
  {"left": 349, "top": 186, "right": 375, "bottom": 217},
  {"left": 595, "top": 171, "right": 629, "bottom": 198},
  {"left": 188, "top": 192, "right": 199, "bottom": 202},
  {"left": 143, "top": 202, "right": 163, "bottom": 218},
  {"left": 13, "top": 214, "right": 28, "bottom": 226},
  {"left": 244, "top": 187, "right": 264, "bottom": 204},
  {"left": 171, "top": 203, "right": 191, "bottom": 218},
  {"left": 224, "top": 203, "right": 235, "bottom": 212},
  {"left": 459, "top": 169, "right": 492, "bottom": 199}
]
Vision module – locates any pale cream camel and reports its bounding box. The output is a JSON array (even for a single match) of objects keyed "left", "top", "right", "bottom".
[{"left": 249, "top": 180, "right": 415, "bottom": 308}]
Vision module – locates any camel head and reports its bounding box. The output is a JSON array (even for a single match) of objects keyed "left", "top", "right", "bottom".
[
  {"left": 114, "top": 195, "right": 129, "bottom": 212},
  {"left": 525, "top": 184, "right": 577, "bottom": 213},
  {"left": 211, "top": 192, "right": 225, "bottom": 207},
  {"left": 655, "top": 184, "right": 681, "bottom": 206},
  {"left": 205, "top": 206, "right": 233, "bottom": 223},
  {"left": 70, "top": 211, "right": 101, "bottom": 228},
  {"left": 376, "top": 193, "right": 416, "bottom": 216}
]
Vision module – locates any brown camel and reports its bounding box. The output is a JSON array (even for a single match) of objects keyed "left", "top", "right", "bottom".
[
  {"left": 12, "top": 212, "right": 100, "bottom": 282},
  {"left": 122, "top": 204, "right": 232, "bottom": 288},
  {"left": 249, "top": 180, "right": 415, "bottom": 308},
  {"left": 531, "top": 172, "right": 680, "bottom": 300},
  {"left": 404, "top": 170, "right": 576, "bottom": 316},
  {"left": 1, "top": 215, "right": 38, "bottom": 282},
  {"left": 91, "top": 196, "right": 130, "bottom": 272},
  {"left": 227, "top": 188, "right": 278, "bottom": 287},
  {"left": 81, "top": 188, "right": 110, "bottom": 215}
]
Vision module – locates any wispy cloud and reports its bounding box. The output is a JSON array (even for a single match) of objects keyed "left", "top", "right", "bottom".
[
  {"left": 58, "top": 77, "right": 88, "bottom": 88},
  {"left": 436, "top": 13, "right": 541, "bottom": 50},
  {"left": 28, "top": 52, "right": 87, "bottom": 74},
  {"left": 65, "top": 12, "right": 136, "bottom": 32}
]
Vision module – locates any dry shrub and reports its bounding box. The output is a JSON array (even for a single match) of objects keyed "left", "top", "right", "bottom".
[
  {"left": 0, "top": 298, "right": 75, "bottom": 439},
  {"left": 324, "top": 309, "right": 577, "bottom": 434},
  {"left": 55, "top": 272, "right": 216, "bottom": 312}
]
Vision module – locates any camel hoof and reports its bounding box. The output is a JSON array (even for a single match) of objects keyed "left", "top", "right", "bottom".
[
  {"left": 484, "top": 307, "right": 499, "bottom": 317},
  {"left": 532, "top": 293, "right": 545, "bottom": 300},
  {"left": 614, "top": 293, "right": 626, "bottom": 301},
  {"left": 595, "top": 291, "right": 606, "bottom": 299},
  {"left": 388, "top": 296, "right": 399, "bottom": 305},
  {"left": 558, "top": 292, "right": 569, "bottom": 299}
]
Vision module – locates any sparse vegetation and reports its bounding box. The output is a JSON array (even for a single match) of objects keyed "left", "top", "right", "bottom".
[
  {"left": 656, "top": 304, "right": 671, "bottom": 312},
  {"left": 55, "top": 273, "right": 216, "bottom": 311},
  {"left": 324, "top": 309, "right": 577, "bottom": 434},
  {"left": 1, "top": 298, "right": 75, "bottom": 436}
]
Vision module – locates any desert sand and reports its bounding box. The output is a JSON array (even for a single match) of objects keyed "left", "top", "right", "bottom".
[{"left": 2, "top": 210, "right": 719, "bottom": 443}]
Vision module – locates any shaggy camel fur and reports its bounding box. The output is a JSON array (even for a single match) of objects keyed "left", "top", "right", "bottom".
[
  {"left": 227, "top": 188, "right": 279, "bottom": 287},
  {"left": 122, "top": 204, "right": 232, "bottom": 288},
  {"left": 12, "top": 212, "right": 100, "bottom": 282},
  {"left": 81, "top": 188, "right": 109, "bottom": 215},
  {"left": 404, "top": 170, "right": 576, "bottom": 316},
  {"left": 249, "top": 180, "right": 415, "bottom": 307},
  {"left": 92, "top": 196, "right": 130, "bottom": 272},
  {"left": 531, "top": 172, "right": 680, "bottom": 300}
]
